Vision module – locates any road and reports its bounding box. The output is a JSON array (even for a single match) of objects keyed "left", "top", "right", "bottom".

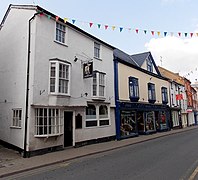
[{"left": 8, "top": 129, "right": 198, "bottom": 180}]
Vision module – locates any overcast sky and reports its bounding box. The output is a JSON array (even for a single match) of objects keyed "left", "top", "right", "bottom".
[{"left": 0, "top": 0, "right": 198, "bottom": 83}]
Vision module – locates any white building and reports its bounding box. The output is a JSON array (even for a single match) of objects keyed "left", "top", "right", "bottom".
[{"left": 0, "top": 5, "right": 116, "bottom": 157}]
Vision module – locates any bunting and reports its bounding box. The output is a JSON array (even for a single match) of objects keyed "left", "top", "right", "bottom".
[{"left": 37, "top": 12, "right": 198, "bottom": 38}]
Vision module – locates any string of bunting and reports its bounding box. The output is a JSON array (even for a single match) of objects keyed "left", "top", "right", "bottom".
[{"left": 38, "top": 11, "right": 198, "bottom": 38}]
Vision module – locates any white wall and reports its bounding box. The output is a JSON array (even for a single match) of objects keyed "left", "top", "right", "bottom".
[
  {"left": 0, "top": 7, "right": 35, "bottom": 148},
  {"left": 27, "top": 14, "right": 116, "bottom": 150}
]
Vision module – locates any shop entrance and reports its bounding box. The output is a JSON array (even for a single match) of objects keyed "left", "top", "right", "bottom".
[{"left": 64, "top": 111, "right": 73, "bottom": 147}]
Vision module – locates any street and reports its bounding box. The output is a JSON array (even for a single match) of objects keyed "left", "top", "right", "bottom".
[{"left": 7, "top": 128, "right": 198, "bottom": 180}]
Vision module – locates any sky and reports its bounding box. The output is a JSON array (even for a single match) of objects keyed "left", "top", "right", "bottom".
[{"left": 0, "top": 0, "right": 198, "bottom": 83}]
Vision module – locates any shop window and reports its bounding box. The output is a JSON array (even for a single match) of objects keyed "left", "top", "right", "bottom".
[
  {"left": 86, "top": 104, "right": 110, "bottom": 127},
  {"left": 129, "top": 77, "right": 139, "bottom": 102},
  {"left": 148, "top": 83, "right": 156, "bottom": 103},
  {"left": 161, "top": 87, "right": 168, "bottom": 104},
  {"left": 145, "top": 111, "right": 156, "bottom": 131},
  {"left": 86, "top": 105, "right": 97, "bottom": 127},
  {"left": 120, "top": 111, "right": 137, "bottom": 136},
  {"left": 35, "top": 108, "right": 63, "bottom": 136},
  {"left": 137, "top": 112, "right": 144, "bottom": 133},
  {"left": 99, "top": 105, "right": 109, "bottom": 126}
]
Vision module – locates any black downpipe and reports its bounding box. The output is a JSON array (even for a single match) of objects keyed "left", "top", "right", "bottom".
[{"left": 23, "top": 12, "right": 40, "bottom": 158}]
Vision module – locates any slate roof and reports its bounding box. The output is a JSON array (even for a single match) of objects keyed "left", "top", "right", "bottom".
[
  {"left": 113, "top": 49, "right": 138, "bottom": 67},
  {"left": 130, "top": 52, "right": 150, "bottom": 67}
]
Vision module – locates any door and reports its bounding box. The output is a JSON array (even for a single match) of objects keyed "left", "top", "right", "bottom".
[{"left": 64, "top": 111, "right": 73, "bottom": 147}]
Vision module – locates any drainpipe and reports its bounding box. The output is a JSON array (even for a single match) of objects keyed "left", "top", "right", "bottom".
[
  {"left": 23, "top": 11, "right": 40, "bottom": 158},
  {"left": 113, "top": 58, "right": 120, "bottom": 140}
]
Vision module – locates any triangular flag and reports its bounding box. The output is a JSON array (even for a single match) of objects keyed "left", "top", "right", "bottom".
[
  {"left": 196, "top": 33, "right": 198, "bottom": 37},
  {"left": 170, "top": 32, "right": 174, "bottom": 36},
  {"left": 89, "top": 22, "right": 93, "bottom": 27},
  {"left": 164, "top": 32, "right": 167, "bottom": 37},
  {"left": 184, "top": 33, "right": 188, "bottom": 37},
  {"left": 128, "top": 28, "right": 131, "bottom": 31},
  {"left": 39, "top": 12, "right": 44, "bottom": 16},
  {"left": 64, "top": 18, "right": 68, "bottom": 23},
  {"left": 178, "top": 32, "right": 181, "bottom": 37},
  {"left": 112, "top": 26, "right": 116, "bottom": 30},
  {"left": 144, "top": 30, "right": 147, "bottom": 34},
  {"left": 72, "top": 19, "right": 76, "bottom": 24},
  {"left": 157, "top": 31, "right": 160, "bottom": 36},
  {"left": 119, "top": 27, "right": 123, "bottom": 32},
  {"left": 105, "top": 25, "right": 108, "bottom": 30},
  {"left": 47, "top": 15, "right": 51, "bottom": 19},
  {"left": 135, "top": 29, "right": 139, "bottom": 33},
  {"left": 190, "top": 32, "right": 193, "bottom": 37},
  {"left": 98, "top": 24, "right": 101, "bottom": 29},
  {"left": 55, "top": 16, "right": 59, "bottom": 21},
  {"left": 151, "top": 31, "right": 154, "bottom": 36}
]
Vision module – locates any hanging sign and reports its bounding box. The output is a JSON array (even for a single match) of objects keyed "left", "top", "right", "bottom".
[{"left": 83, "top": 61, "right": 93, "bottom": 78}]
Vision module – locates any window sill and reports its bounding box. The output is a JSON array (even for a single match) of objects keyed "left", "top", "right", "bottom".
[
  {"left": 10, "top": 126, "right": 21, "bottom": 129},
  {"left": 34, "top": 133, "right": 63, "bottom": 138},
  {"left": 85, "top": 125, "right": 111, "bottom": 129},
  {"left": 49, "top": 93, "right": 71, "bottom": 97},
  {"left": 54, "top": 40, "right": 68, "bottom": 47},
  {"left": 92, "top": 96, "right": 106, "bottom": 101},
  {"left": 94, "top": 57, "right": 102, "bottom": 61}
]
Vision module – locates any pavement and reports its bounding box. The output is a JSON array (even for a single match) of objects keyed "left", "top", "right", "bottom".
[{"left": 0, "top": 126, "right": 198, "bottom": 178}]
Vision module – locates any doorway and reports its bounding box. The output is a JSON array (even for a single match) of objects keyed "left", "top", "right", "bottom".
[{"left": 64, "top": 111, "right": 73, "bottom": 147}]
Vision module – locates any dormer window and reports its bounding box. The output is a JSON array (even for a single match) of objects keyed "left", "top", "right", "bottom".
[{"left": 147, "top": 57, "right": 153, "bottom": 72}]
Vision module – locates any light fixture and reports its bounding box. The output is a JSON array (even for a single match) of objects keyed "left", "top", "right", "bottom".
[{"left": 74, "top": 56, "right": 78, "bottom": 62}]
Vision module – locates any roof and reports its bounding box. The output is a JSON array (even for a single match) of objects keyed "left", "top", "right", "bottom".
[
  {"left": 113, "top": 49, "right": 138, "bottom": 66},
  {"left": 0, "top": 4, "right": 115, "bottom": 50},
  {"left": 131, "top": 52, "right": 150, "bottom": 67}
]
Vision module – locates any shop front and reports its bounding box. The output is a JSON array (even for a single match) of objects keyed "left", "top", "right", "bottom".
[{"left": 116, "top": 102, "right": 170, "bottom": 139}]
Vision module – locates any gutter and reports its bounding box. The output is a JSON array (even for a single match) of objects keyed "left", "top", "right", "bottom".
[{"left": 23, "top": 11, "right": 40, "bottom": 158}]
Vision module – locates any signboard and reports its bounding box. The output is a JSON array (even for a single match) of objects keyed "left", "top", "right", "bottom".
[
  {"left": 176, "top": 94, "right": 183, "bottom": 100},
  {"left": 83, "top": 61, "right": 93, "bottom": 78}
]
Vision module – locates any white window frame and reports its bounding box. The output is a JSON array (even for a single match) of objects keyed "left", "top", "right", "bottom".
[
  {"left": 35, "top": 108, "right": 63, "bottom": 137},
  {"left": 92, "top": 71, "right": 106, "bottom": 99},
  {"left": 85, "top": 104, "right": 110, "bottom": 128},
  {"left": 55, "top": 22, "right": 66, "bottom": 45},
  {"left": 49, "top": 60, "right": 71, "bottom": 96},
  {"left": 94, "top": 42, "right": 101, "bottom": 59},
  {"left": 11, "top": 109, "right": 22, "bottom": 128}
]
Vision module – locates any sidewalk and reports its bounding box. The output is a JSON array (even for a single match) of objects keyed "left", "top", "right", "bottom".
[{"left": 0, "top": 126, "right": 197, "bottom": 178}]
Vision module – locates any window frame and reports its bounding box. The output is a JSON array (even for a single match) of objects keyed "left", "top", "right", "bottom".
[
  {"left": 148, "top": 83, "right": 156, "bottom": 103},
  {"left": 34, "top": 108, "right": 63, "bottom": 137},
  {"left": 94, "top": 42, "right": 101, "bottom": 59},
  {"left": 55, "top": 22, "right": 66, "bottom": 45},
  {"left": 11, "top": 109, "right": 22, "bottom": 128},
  {"left": 129, "top": 77, "right": 139, "bottom": 102},
  {"left": 161, "top": 87, "right": 168, "bottom": 104},
  {"left": 92, "top": 71, "right": 106, "bottom": 99},
  {"left": 49, "top": 60, "right": 71, "bottom": 96},
  {"left": 85, "top": 104, "right": 110, "bottom": 128},
  {"left": 146, "top": 57, "right": 153, "bottom": 72}
]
